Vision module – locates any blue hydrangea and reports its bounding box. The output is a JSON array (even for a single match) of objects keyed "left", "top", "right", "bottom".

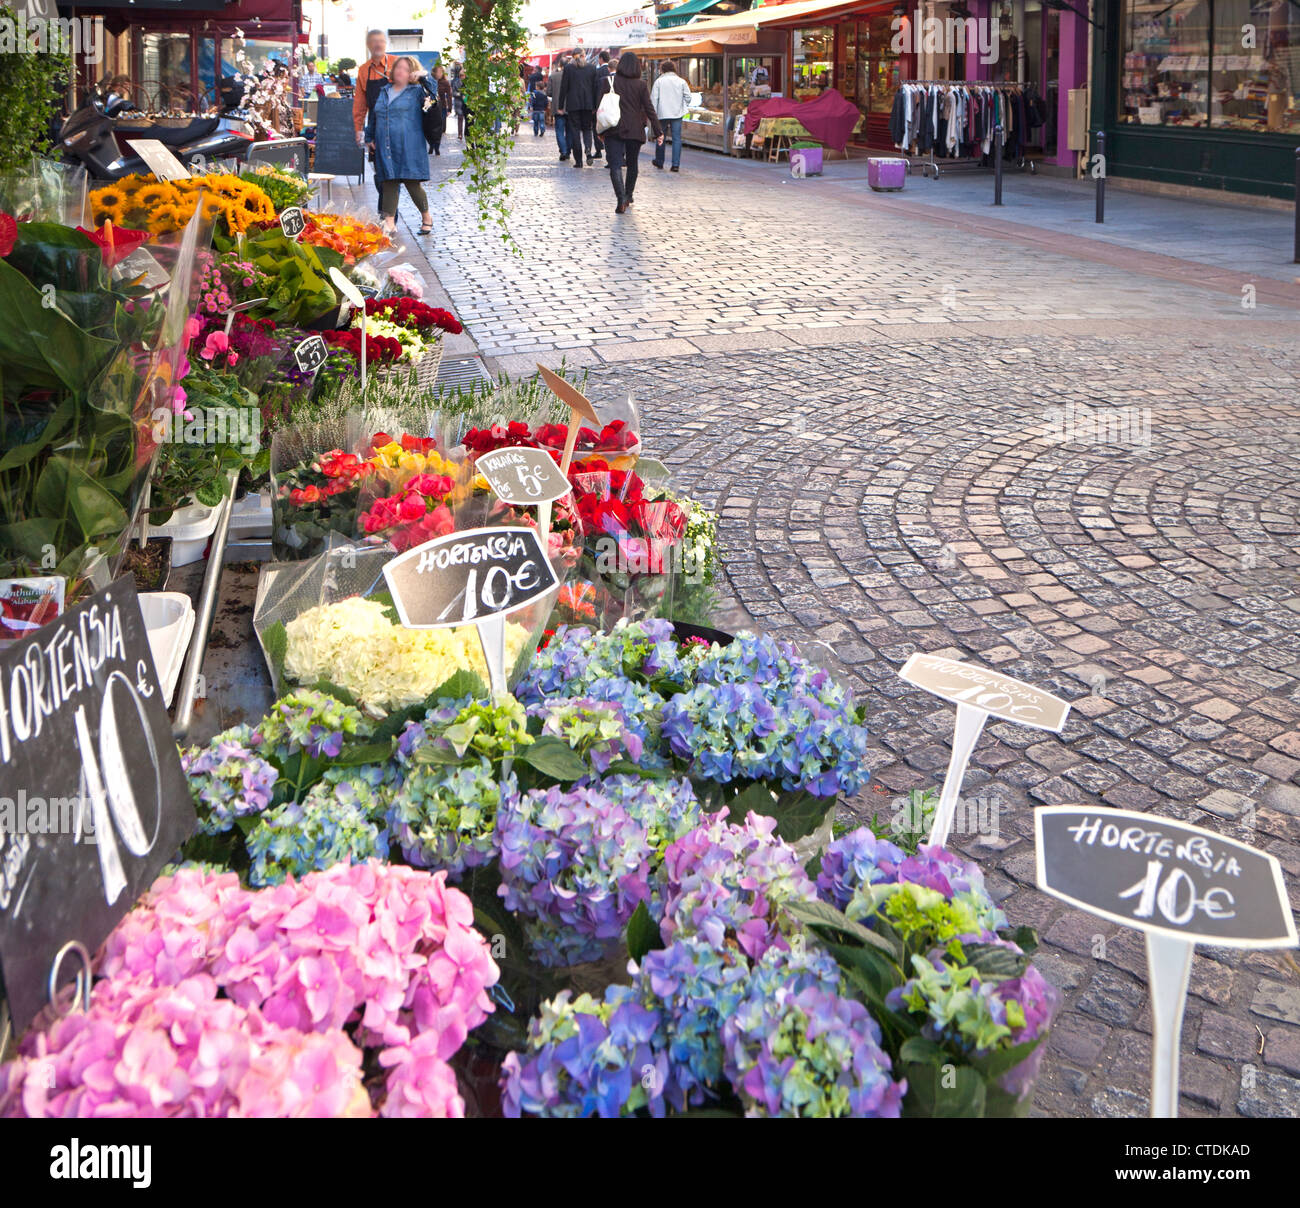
[
  {"left": 527, "top": 697, "right": 645, "bottom": 772},
  {"left": 500, "top": 986, "right": 668, "bottom": 1118},
  {"left": 386, "top": 756, "right": 514, "bottom": 878},
  {"left": 245, "top": 767, "right": 389, "bottom": 886}
]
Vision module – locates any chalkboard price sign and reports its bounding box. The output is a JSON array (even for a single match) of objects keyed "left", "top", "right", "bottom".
[
  {"left": 475, "top": 447, "right": 572, "bottom": 507},
  {"left": 294, "top": 334, "right": 328, "bottom": 375},
  {"left": 382, "top": 526, "right": 557, "bottom": 630},
  {"left": 1035, "top": 806, "right": 1296, "bottom": 948},
  {"left": 0, "top": 578, "right": 196, "bottom": 1031},
  {"left": 279, "top": 206, "right": 306, "bottom": 239}
]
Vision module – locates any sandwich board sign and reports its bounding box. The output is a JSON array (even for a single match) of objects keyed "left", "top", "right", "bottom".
[
  {"left": 0, "top": 578, "right": 196, "bottom": 1031},
  {"left": 1035, "top": 806, "right": 1297, "bottom": 1118},
  {"left": 382, "top": 527, "right": 558, "bottom": 697},
  {"left": 899, "top": 653, "right": 1070, "bottom": 846}
]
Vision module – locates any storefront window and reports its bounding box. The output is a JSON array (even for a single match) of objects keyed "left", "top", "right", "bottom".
[
  {"left": 138, "top": 31, "right": 193, "bottom": 112},
  {"left": 1120, "top": 0, "right": 1211, "bottom": 127},
  {"left": 1210, "top": 0, "right": 1298, "bottom": 132},
  {"left": 681, "top": 55, "right": 724, "bottom": 125},
  {"left": 792, "top": 27, "right": 833, "bottom": 98},
  {"left": 728, "top": 56, "right": 780, "bottom": 111},
  {"left": 865, "top": 15, "right": 903, "bottom": 114}
]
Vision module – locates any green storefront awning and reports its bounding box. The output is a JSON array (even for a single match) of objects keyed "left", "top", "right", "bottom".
[{"left": 658, "top": 0, "right": 729, "bottom": 28}]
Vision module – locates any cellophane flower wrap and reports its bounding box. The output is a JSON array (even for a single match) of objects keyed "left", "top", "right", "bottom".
[
  {"left": 270, "top": 416, "right": 373, "bottom": 560},
  {"left": 0, "top": 864, "right": 498, "bottom": 1117},
  {"left": 253, "top": 545, "right": 537, "bottom": 716}
]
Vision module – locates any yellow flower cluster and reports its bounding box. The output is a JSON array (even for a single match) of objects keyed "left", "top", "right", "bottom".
[
  {"left": 89, "top": 172, "right": 276, "bottom": 236},
  {"left": 283, "top": 596, "right": 530, "bottom": 713}
]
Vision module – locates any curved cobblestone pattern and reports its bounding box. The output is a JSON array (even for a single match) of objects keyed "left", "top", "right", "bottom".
[{"left": 578, "top": 335, "right": 1300, "bottom": 1118}]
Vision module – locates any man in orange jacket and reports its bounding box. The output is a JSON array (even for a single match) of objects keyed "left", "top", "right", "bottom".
[{"left": 353, "top": 29, "right": 394, "bottom": 205}]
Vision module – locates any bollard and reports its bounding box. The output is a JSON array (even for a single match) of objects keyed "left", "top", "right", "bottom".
[
  {"left": 1294, "top": 147, "right": 1300, "bottom": 262},
  {"left": 1096, "top": 131, "right": 1106, "bottom": 224},
  {"left": 993, "top": 124, "right": 1003, "bottom": 206}
]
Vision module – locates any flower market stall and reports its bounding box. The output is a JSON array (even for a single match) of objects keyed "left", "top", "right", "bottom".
[{"left": 0, "top": 150, "right": 1073, "bottom": 1122}]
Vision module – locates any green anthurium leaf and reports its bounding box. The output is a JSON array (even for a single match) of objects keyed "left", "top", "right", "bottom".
[
  {"left": 58, "top": 457, "right": 129, "bottom": 542},
  {"left": 0, "top": 517, "right": 63, "bottom": 561}
]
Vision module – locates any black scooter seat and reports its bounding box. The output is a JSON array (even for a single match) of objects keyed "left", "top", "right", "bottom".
[{"left": 115, "top": 117, "right": 220, "bottom": 146}]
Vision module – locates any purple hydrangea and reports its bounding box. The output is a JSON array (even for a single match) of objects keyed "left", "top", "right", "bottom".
[
  {"left": 497, "top": 776, "right": 701, "bottom": 967},
  {"left": 723, "top": 944, "right": 905, "bottom": 1118},
  {"left": 181, "top": 724, "right": 278, "bottom": 835},
  {"left": 657, "top": 810, "right": 817, "bottom": 959}
]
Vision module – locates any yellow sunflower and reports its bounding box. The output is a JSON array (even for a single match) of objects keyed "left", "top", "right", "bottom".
[
  {"left": 134, "top": 182, "right": 174, "bottom": 211},
  {"left": 146, "top": 203, "right": 184, "bottom": 234},
  {"left": 90, "top": 185, "right": 126, "bottom": 213}
]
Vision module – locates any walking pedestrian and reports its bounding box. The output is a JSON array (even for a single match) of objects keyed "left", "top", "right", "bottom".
[
  {"left": 604, "top": 51, "right": 662, "bottom": 214},
  {"left": 425, "top": 62, "right": 453, "bottom": 155},
  {"left": 549, "top": 54, "right": 570, "bottom": 161},
  {"left": 450, "top": 60, "right": 466, "bottom": 139},
  {"left": 651, "top": 59, "right": 692, "bottom": 173},
  {"left": 558, "top": 48, "right": 597, "bottom": 168},
  {"left": 365, "top": 56, "right": 433, "bottom": 237},
  {"left": 529, "top": 80, "right": 549, "bottom": 136},
  {"left": 591, "top": 50, "right": 612, "bottom": 161},
  {"left": 353, "top": 29, "right": 395, "bottom": 209}
]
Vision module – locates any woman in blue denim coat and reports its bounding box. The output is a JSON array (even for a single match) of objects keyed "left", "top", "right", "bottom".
[{"left": 364, "top": 56, "right": 433, "bottom": 235}]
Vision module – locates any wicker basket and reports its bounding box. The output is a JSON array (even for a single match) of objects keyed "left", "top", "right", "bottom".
[{"left": 373, "top": 341, "right": 444, "bottom": 388}]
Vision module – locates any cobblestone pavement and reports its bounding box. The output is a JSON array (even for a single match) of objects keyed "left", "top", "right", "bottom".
[{"left": 377, "top": 134, "right": 1300, "bottom": 1117}]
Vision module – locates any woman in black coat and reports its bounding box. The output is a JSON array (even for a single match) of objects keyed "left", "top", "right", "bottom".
[{"left": 605, "top": 51, "right": 662, "bottom": 213}]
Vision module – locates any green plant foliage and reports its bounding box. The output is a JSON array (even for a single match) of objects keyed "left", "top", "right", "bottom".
[
  {"left": 444, "top": 0, "right": 527, "bottom": 242},
  {"left": 0, "top": 6, "right": 71, "bottom": 173}
]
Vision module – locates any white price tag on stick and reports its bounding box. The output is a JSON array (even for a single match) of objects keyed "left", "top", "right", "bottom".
[
  {"left": 1036, "top": 806, "right": 1297, "bottom": 1118},
  {"left": 898, "top": 653, "right": 1070, "bottom": 847},
  {"left": 328, "top": 267, "right": 367, "bottom": 386},
  {"left": 126, "top": 139, "right": 191, "bottom": 182}
]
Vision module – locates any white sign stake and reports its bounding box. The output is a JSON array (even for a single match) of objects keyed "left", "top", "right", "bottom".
[
  {"left": 899, "top": 653, "right": 1070, "bottom": 848},
  {"left": 1146, "top": 933, "right": 1194, "bottom": 1119},
  {"left": 1036, "top": 805, "right": 1297, "bottom": 1120},
  {"left": 328, "top": 266, "right": 367, "bottom": 389},
  {"left": 476, "top": 612, "right": 508, "bottom": 699}
]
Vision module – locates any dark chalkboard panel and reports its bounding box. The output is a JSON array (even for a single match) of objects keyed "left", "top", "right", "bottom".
[
  {"left": 0, "top": 578, "right": 196, "bottom": 1031},
  {"left": 245, "top": 137, "right": 310, "bottom": 176},
  {"left": 312, "top": 97, "right": 364, "bottom": 181}
]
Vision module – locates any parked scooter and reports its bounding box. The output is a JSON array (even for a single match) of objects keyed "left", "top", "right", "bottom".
[{"left": 58, "top": 82, "right": 256, "bottom": 181}]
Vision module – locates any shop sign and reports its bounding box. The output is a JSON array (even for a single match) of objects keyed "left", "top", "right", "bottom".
[
  {"left": 1036, "top": 806, "right": 1296, "bottom": 1117},
  {"left": 0, "top": 578, "right": 195, "bottom": 1031}
]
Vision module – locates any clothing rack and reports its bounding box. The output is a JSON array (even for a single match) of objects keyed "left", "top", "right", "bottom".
[{"left": 893, "top": 80, "right": 1040, "bottom": 180}]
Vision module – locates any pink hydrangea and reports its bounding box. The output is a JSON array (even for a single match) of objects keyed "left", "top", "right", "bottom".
[{"left": 4, "top": 862, "right": 497, "bottom": 1118}]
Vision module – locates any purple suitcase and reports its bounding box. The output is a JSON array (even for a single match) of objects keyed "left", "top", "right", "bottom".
[{"left": 867, "top": 157, "right": 907, "bottom": 191}]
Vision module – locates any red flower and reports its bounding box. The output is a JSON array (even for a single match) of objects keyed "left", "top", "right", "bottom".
[
  {"left": 0, "top": 213, "right": 16, "bottom": 258},
  {"left": 77, "top": 222, "right": 150, "bottom": 268}
]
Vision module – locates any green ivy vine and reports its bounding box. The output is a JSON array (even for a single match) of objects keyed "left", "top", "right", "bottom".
[
  {"left": 0, "top": 4, "right": 72, "bottom": 173},
  {"left": 444, "top": 0, "right": 527, "bottom": 245}
]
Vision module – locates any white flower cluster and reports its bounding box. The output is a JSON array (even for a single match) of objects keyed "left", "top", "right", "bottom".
[{"left": 284, "top": 596, "right": 529, "bottom": 712}]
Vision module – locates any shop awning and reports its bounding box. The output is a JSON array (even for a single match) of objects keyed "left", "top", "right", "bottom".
[
  {"left": 673, "top": 0, "right": 877, "bottom": 36},
  {"left": 658, "top": 0, "right": 731, "bottom": 28}
]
